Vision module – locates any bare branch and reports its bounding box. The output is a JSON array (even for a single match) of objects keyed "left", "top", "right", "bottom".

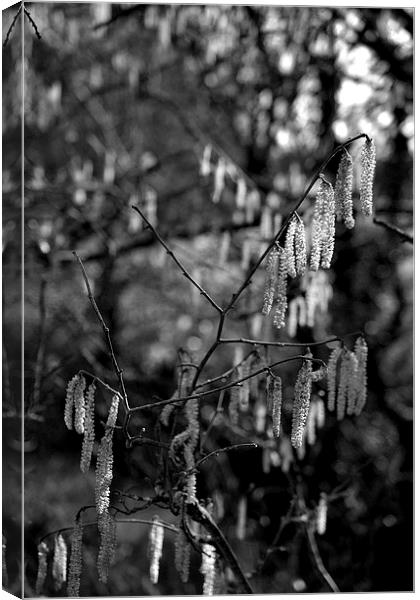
[
  {"left": 306, "top": 524, "right": 340, "bottom": 593},
  {"left": 131, "top": 205, "right": 223, "bottom": 313},
  {"left": 193, "top": 442, "right": 259, "bottom": 471},
  {"left": 72, "top": 252, "right": 129, "bottom": 411},
  {"left": 373, "top": 217, "right": 413, "bottom": 244}
]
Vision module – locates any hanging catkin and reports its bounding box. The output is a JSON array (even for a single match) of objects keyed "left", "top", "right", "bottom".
[
  {"left": 64, "top": 375, "right": 79, "bottom": 430},
  {"left": 291, "top": 352, "right": 313, "bottom": 448},
  {"left": 148, "top": 517, "right": 164, "bottom": 584},
  {"left": 95, "top": 395, "right": 119, "bottom": 517},
  {"left": 200, "top": 144, "right": 212, "bottom": 177},
  {"left": 360, "top": 138, "right": 376, "bottom": 216},
  {"left": 212, "top": 157, "right": 226, "bottom": 203},
  {"left": 52, "top": 533, "right": 67, "bottom": 590},
  {"left": 294, "top": 217, "right": 307, "bottom": 276},
  {"left": 271, "top": 375, "right": 283, "bottom": 438},
  {"left": 174, "top": 528, "right": 191, "bottom": 583},
  {"left": 354, "top": 337, "right": 368, "bottom": 415},
  {"left": 327, "top": 347, "right": 341, "bottom": 412},
  {"left": 235, "top": 177, "right": 247, "bottom": 209},
  {"left": 284, "top": 216, "right": 297, "bottom": 278},
  {"left": 262, "top": 246, "right": 279, "bottom": 315},
  {"left": 336, "top": 350, "right": 350, "bottom": 421},
  {"left": 67, "top": 517, "right": 84, "bottom": 597},
  {"left": 310, "top": 179, "right": 336, "bottom": 271},
  {"left": 273, "top": 247, "right": 289, "bottom": 329},
  {"left": 345, "top": 351, "right": 359, "bottom": 416},
  {"left": 287, "top": 297, "right": 299, "bottom": 338},
  {"left": 74, "top": 376, "right": 87, "bottom": 435},
  {"left": 200, "top": 543, "right": 216, "bottom": 595},
  {"left": 335, "top": 150, "right": 354, "bottom": 228},
  {"left": 97, "top": 510, "right": 117, "bottom": 584},
  {"left": 35, "top": 541, "right": 49, "bottom": 595},
  {"left": 236, "top": 496, "right": 247, "bottom": 540},
  {"left": 80, "top": 383, "right": 96, "bottom": 473},
  {"left": 316, "top": 493, "right": 328, "bottom": 535}
]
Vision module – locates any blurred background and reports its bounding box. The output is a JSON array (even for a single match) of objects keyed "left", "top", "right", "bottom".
[{"left": 2, "top": 3, "right": 413, "bottom": 596}]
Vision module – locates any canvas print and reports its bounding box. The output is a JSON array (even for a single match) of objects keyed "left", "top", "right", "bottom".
[{"left": 2, "top": 2, "right": 413, "bottom": 596}]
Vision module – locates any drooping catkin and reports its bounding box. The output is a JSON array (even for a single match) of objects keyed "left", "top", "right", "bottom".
[
  {"left": 311, "top": 365, "right": 327, "bottom": 382},
  {"left": 218, "top": 230, "right": 231, "bottom": 266},
  {"left": 273, "top": 247, "right": 289, "bottom": 329},
  {"left": 236, "top": 496, "right": 247, "bottom": 540},
  {"left": 200, "top": 144, "right": 212, "bottom": 177},
  {"left": 80, "top": 383, "right": 96, "bottom": 473},
  {"left": 238, "top": 359, "right": 250, "bottom": 412},
  {"left": 306, "top": 401, "right": 317, "bottom": 446},
  {"left": 271, "top": 376, "right": 283, "bottom": 438},
  {"left": 335, "top": 150, "right": 354, "bottom": 228},
  {"left": 360, "top": 138, "right": 376, "bottom": 216},
  {"left": 235, "top": 177, "right": 247, "bottom": 209},
  {"left": 200, "top": 543, "right": 216, "bottom": 595},
  {"left": 354, "top": 337, "right": 368, "bottom": 415},
  {"left": 291, "top": 352, "right": 313, "bottom": 448},
  {"left": 64, "top": 375, "right": 79, "bottom": 430},
  {"left": 52, "top": 533, "right": 67, "bottom": 590},
  {"left": 345, "top": 351, "right": 359, "bottom": 416},
  {"left": 287, "top": 297, "right": 298, "bottom": 338},
  {"left": 310, "top": 179, "right": 336, "bottom": 271},
  {"left": 212, "top": 156, "right": 226, "bottom": 203},
  {"left": 327, "top": 347, "right": 342, "bottom": 412},
  {"left": 184, "top": 444, "right": 197, "bottom": 503},
  {"left": 174, "top": 528, "right": 191, "bottom": 583},
  {"left": 279, "top": 437, "right": 294, "bottom": 473},
  {"left": 149, "top": 517, "right": 164, "bottom": 584},
  {"left": 97, "top": 510, "right": 117, "bottom": 584},
  {"left": 316, "top": 493, "right": 328, "bottom": 535},
  {"left": 336, "top": 350, "right": 350, "bottom": 421},
  {"left": 95, "top": 395, "right": 120, "bottom": 517},
  {"left": 315, "top": 398, "right": 325, "bottom": 429},
  {"left": 74, "top": 376, "right": 87, "bottom": 435},
  {"left": 35, "top": 541, "right": 48, "bottom": 595},
  {"left": 266, "top": 373, "right": 274, "bottom": 414},
  {"left": 284, "top": 216, "right": 297, "bottom": 278},
  {"left": 229, "top": 374, "right": 240, "bottom": 425},
  {"left": 67, "top": 517, "right": 84, "bottom": 597},
  {"left": 262, "top": 246, "right": 279, "bottom": 315},
  {"left": 294, "top": 217, "right": 307, "bottom": 276}
]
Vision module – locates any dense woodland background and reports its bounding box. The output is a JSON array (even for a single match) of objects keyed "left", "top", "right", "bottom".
[{"left": 2, "top": 3, "right": 413, "bottom": 596}]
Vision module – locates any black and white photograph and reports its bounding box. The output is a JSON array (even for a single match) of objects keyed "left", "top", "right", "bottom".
[{"left": 2, "top": 2, "right": 414, "bottom": 596}]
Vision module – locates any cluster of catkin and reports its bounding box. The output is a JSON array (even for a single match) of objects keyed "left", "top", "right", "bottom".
[
  {"left": 262, "top": 212, "right": 307, "bottom": 329},
  {"left": 262, "top": 137, "right": 376, "bottom": 330},
  {"left": 64, "top": 374, "right": 96, "bottom": 473},
  {"left": 327, "top": 337, "right": 368, "bottom": 419},
  {"left": 63, "top": 375, "right": 120, "bottom": 594}
]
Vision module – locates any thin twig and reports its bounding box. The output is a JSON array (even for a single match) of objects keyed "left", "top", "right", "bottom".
[
  {"left": 132, "top": 205, "right": 223, "bottom": 313},
  {"left": 306, "top": 524, "right": 340, "bottom": 592},
  {"left": 3, "top": 4, "right": 22, "bottom": 48},
  {"left": 73, "top": 252, "right": 129, "bottom": 410},
  {"left": 23, "top": 6, "right": 42, "bottom": 39},
  {"left": 39, "top": 516, "right": 178, "bottom": 544},
  {"left": 199, "top": 388, "right": 226, "bottom": 451},
  {"left": 373, "top": 217, "right": 413, "bottom": 244},
  {"left": 218, "top": 332, "right": 362, "bottom": 348},
  {"left": 193, "top": 442, "right": 258, "bottom": 471}
]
